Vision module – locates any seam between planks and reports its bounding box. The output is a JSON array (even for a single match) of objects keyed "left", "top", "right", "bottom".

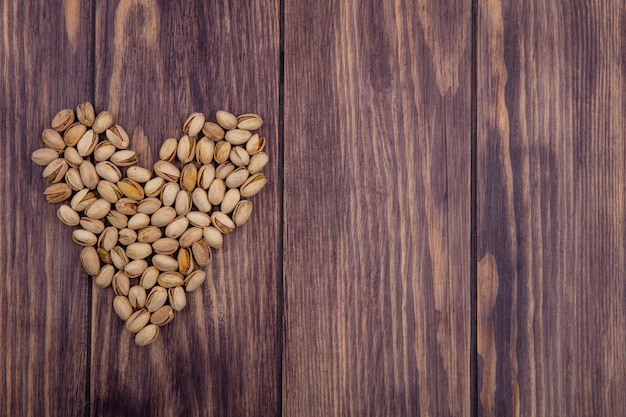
[
  {"left": 470, "top": 0, "right": 478, "bottom": 416},
  {"left": 278, "top": 0, "right": 286, "bottom": 415}
]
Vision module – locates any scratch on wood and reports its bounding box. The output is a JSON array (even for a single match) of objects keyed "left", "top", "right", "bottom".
[{"left": 63, "top": 0, "right": 80, "bottom": 53}]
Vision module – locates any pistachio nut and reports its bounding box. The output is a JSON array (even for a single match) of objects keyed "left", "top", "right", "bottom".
[
  {"left": 105, "top": 124, "right": 130, "bottom": 149},
  {"left": 202, "top": 120, "right": 225, "bottom": 141},
  {"left": 220, "top": 188, "right": 240, "bottom": 214},
  {"left": 126, "top": 242, "right": 153, "bottom": 259},
  {"left": 135, "top": 324, "right": 160, "bottom": 346},
  {"left": 76, "top": 129, "right": 98, "bottom": 157},
  {"left": 236, "top": 113, "right": 264, "bottom": 130},
  {"left": 97, "top": 247, "right": 112, "bottom": 265},
  {"left": 65, "top": 168, "right": 84, "bottom": 191},
  {"left": 76, "top": 102, "right": 95, "bottom": 127},
  {"left": 126, "top": 166, "right": 152, "bottom": 183},
  {"left": 113, "top": 295, "right": 133, "bottom": 321},
  {"left": 151, "top": 238, "right": 179, "bottom": 255},
  {"left": 180, "top": 163, "right": 198, "bottom": 192},
  {"left": 98, "top": 226, "right": 119, "bottom": 251},
  {"left": 31, "top": 147, "right": 59, "bottom": 166},
  {"left": 137, "top": 226, "right": 162, "bottom": 243},
  {"left": 154, "top": 160, "right": 180, "bottom": 182},
  {"left": 106, "top": 210, "right": 129, "bottom": 229},
  {"left": 128, "top": 285, "right": 147, "bottom": 309},
  {"left": 84, "top": 198, "right": 110, "bottom": 220},
  {"left": 184, "top": 269, "right": 207, "bottom": 292},
  {"left": 224, "top": 129, "right": 252, "bottom": 146},
  {"left": 225, "top": 167, "right": 249, "bottom": 189},
  {"left": 93, "top": 140, "right": 116, "bottom": 162},
  {"left": 72, "top": 229, "right": 97, "bottom": 246},
  {"left": 165, "top": 216, "right": 189, "bottom": 239},
  {"left": 191, "top": 187, "right": 211, "bottom": 212},
  {"left": 110, "top": 150, "right": 138, "bottom": 167},
  {"left": 215, "top": 110, "right": 238, "bottom": 130},
  {"left": 117, "top": 178, "right": 145, "bottom": 201},
  {"left": 245, "top": 134, "right": 265, "bottom": 155},
  {"left": 80, "top": 246, "right": 100, "bottom": 276},
  {"left": 183, "top": 112, "right": 205, "bottom": 137},
  {"left": 203, "top": 226, "right": 223, "bottom": 249},
  {"left": 79, "top": 160, "right": 99, "bottom": 189},
  {"left": 161, "top": 182, "right": 180, "bottom": 207},
  {"left": 240, "top": 173, "right": 267, "bottom": 198},
  {"left": 137, "top": 197, "right": 162, "bottom": 215},
  {"left": 92, "top": 111, "right": 114, "bottom": 134},
  {"left": 208, "top": 178, "right": 226, "bottom": 205},
  {"left": 63, "top": 122, "right": 87, "bottom": 147},
  {"left": 158, "top": 271, "right": 184, "bottom": 288},
  {"left": 168, "top": 286, "right": 187, "bottom": 311},
  {"left": 195, "top": 137, "right": 215, "bottom": 164},
  {"left": 186, "top": 211, "right": 212, "bottom": 228},
  {"left": 51, "top": 109, "right": 75, "bottom": 132},
  {"left": 197, "top": 164, "right": 215, "bottom": 189},
  {"left": 145, "top": 286, "right": 168, "bottom": 312},
  {"left": 211, "top": 211, "right": 235, "bottom": 234},
  {"left": 115, "top": 198, "right": 138, "bottom": 216},
  {"left": 110, "top": 246, "right": 129, "bottom": 270},
  {"left": 191, "top": 239, "right": 211, "bottom": 267},
  {"left": 96, "top": 264, "right": 116, "bottom": 289},
  {"left": 247, "top": 152, "right": 269, "bottom": 174},
  {"left": 152, "top": 254, "right": 179, "bottom": 272},
  {"left": 174, "top": 190, "right": 192, "bottom": 216},
  {"left": 44, "top": 183, "right": 72, "bottom": 203},
  {"left": 144, "top": 177, "right": 166, "bottom": 198},
  {"left": 177, "top": 248, "right": 194, "bottom": 275},
  {"left": 215, "top": 161, "right": 235, "bottom": 179},
  {"left": 70, "top": 188, "right": 96, "bottom": 211},
  {"left": 140, "top": 266, "right": 160, "bottom": 290},
  {"left": 95, "top": 161, "right": 122, "bottom": 183},
  {"left": 57, "top": 204, "right": 80, "bottom": 226},
  {"left": 125, "top": 259, "right": 149, "bottom": 278},
  {"left": 113, "top": 270, "right": 131, "bottom": 296},
  {"left": 79, "top": 217, "right": 105, "bottom": 234},
  {"left": 150, "top": 305, "right": 174, "bottom": 326},
  {"left": 63, "top": 146, "right": 83, "bottom": 168},
  {"left": 118, "top": 228, "right": 138, "bottom": 246},
  {"left": 213, "top": 140, "right": 231, "bottom": 164},
  {"left": 150, "top": 206, "right": 177, "bottom": 227},
  {"left": 232, "top": 200, "right": 253, "bottom": 226},
  {"left": 229, "top": 146, "right": 250, "bottom": 167},
  {"left": 42, "top": 129, "right": 66, "bottom": 152},
  {"left": 127, "top": 213, "right": 151, "bottom": 230},
  {"left": 159, "top": 138, "right": 178, "bottom": 161},
  {"left": 97, "top": 180, "right": 123, "bottom": 203},
  {"left": 126, "top": 308, "right": 151, "bottom": 333},
  {"left": 42, "top": 158, "right": 69, "bottom": 183},
  {"left": 176, "top": 135, "right": 196, "bottom": 164},
  {"left": 178, "top": 227, "right": 203, "bottom": 249}
]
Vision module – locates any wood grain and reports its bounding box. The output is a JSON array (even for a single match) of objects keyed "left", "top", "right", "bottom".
[
  {"left": 283, "top": 0, "right": 472, "bottom": 415},
  {"left": 90, "top": 1, "right": 280, "bottom": 416},
  {"left": 0, "top": 1, "right": 93, "bottom": 416},
  {"left": 477, "top": 0, "right": 626, "bottom": 415}
]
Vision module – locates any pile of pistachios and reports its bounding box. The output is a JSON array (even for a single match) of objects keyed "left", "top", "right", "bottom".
[{"left": 31, "top": 103, "right": 268, "bottom": 346}]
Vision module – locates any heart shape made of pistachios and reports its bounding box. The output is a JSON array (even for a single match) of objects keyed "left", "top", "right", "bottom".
[{"left": 31, "top": 103, "right": 268, "bottom": 346}]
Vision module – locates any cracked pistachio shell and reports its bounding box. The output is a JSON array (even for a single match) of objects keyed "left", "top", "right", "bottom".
[
  {"left": 144, "top": 177, "right": 166, "bottom": 198},
  {"left": 152, "top": 254, "right": 179, "bottom": 272},
  {"left": 110, "top": 150, "right": 138, "bottom": 167},
  {"left": 191, "top": 239, "right": 211, "bottom": 267},
  {"left": 178, "top": 227, "right": 203, "bottom": 249},
  {"left": 237, "top": 113, "right": 263, "bottom": 130},
  {"left": 154, "top": 160, "right": 180, "bottom": 182},
  {"left": 177, "top": 248, "right": 194, "bottom": 275},
  {"left": 125, "top": 259, "right": 149, "bottom": 278},
  {"left": 165, "top": 216, "right": 189, "bottom": 239},
  {"left": 208, "top": 178, "right": 226, "bottom": 205},
  {"left": 215, "top": 110, "right": 237, "bottom": 130},
  {"left": 92, "top": 111, "right": 114, "bottom": 134},
  {"left": 225, "top": 167, "right": 249, "bottom": 189},
  {"left": 117, "top": 178, "right": 144, "bottom": 201},
  {"left": 145, "top": 286, "right": 167, "bottom": 312},
  {"left": 151, "top": 238, "right": 179, "bottom": 255},
  {"left": 42, "top": 129, "right": 66, "bottom": 151},
  {"left": 137, "top": 226, "right": 162, "bottom": 243},
  {"left": 184, "top": 269, "right": 207, "bottom": 292},
  {"left": 197, "top": 164, "right": 215, "bottom": 189},
  {"left": 79, "top": 160, "right": 99, "bottom": 189},
  {"left": 203, "top": 226, "right": 223, "bottom": 249},
  {"left": 202, "top": 121, "right": 225, "bottom": 141},
  {"left": 229, "top": 146, "right": 250, "bottom": 167},
  {"left": 72, "top": 229, "right": 98, "bottom": 246},
  {"left": 191, "top": 187, "right": 211, "bottom": 212},
  {"left": 183, "top": 112, "right": 205, "bottom": 137},
  {"left": 224, "top": 129, "right": 252, "bottom": 146},
  {"left": 213, "top": 140, "right": 231, "bottom": 164},
  {"left": 76, "top": 129, "right": 98, "bottom": 157},
  {"left": 98, "top": 226, "right": 119, "bottom": 251},
  {"left": 105, "top": 124, "right": 130, "bottom": 149},
  {"left": 180, "top": 163, "right": 198, "bottom": 192},
  {"left": 220, "top": 188, "right": 240, "bottom": 214},
  {"left": 63, "top": 122, "right": 87, "bottom": 147},
  {"left": 42, "top": 158, "right": 69, "bottom": 183},
  {"left": 113, "top": 295, "right": 133, "bottom": 321},
  {"left": 126, "top": 242, "right": 153, "bottom": 260},
  {"left": 196, "top": 137, "right": 215, "bottom": 164},
  {"left": 113, "top": 270, "right": 130, "bottom": 296},
  {"left": 70, "top": 188, "right": 96, "bottom": 211},
  {"left": 44, "top": 183, "right": 72, "bottom": 203},
  {"left": 247, "top": 152, "right": 269, "bottom": 174},
  {"left": 159, "top": 138, "right": 178, "bottom": 161},
  {"left": 97, "top": 247, "right": 112, "bottom": 265},
  {"left": 151, "top": 207, "right": 177, "bottom": 227},
  {"left": 63, "top": 147, "right": 83, "bottom": 168},
  {"left": 51, "top": 109, "right": 75, "bottom": 132},
  {"left": 57, "top": 205, "right": 80, "bottom": 226},
  {"left": 168, "top": 286, "right": 187, "bottom": 311},
  {"left": 115, "top": 198, "right": 138, "bottom": 216},
  {"left": 110, "top": 246, "right": 129, "bottom": 270},
  {"left": 94, "top": 140, "right": 116, "bottom": 162},
  {"left": 127, "top": 213, "right": 151, "bottom": 230},
  {"left": 245, "top": 134, "right": 265, "bottom": 155},
  {"left": 80, "top": 246, "right": 100, "bottom": 276},
  {"left": 126, "top": 308, "right": 151, "bottom": 333},
  {"left": 211, "top": 211, "right": 235, "bottom": 234},
  {"left": 97, "top": 180, "right": 123, "bottom": 203},
  {"left": 140, "top": 266, "right": 160, "bottom": 290},
  {"left": 96, "top": 264, "right": 115, "bottom": 289},
  {"left": 161, "top": 182, "right": 180, "bottom": 207},
  {"left": 79, "top": 217, "right": 105, "bottom": 234},
  {"left": 118, "top": 228, "right": 137, "bottom": 246},
  {"left": 240, "top": 173, "right": 267, "bottom": 198},
  {"left": 215, "top": 161, "right": 235, "bottom": 180},
  {"left": 76, "top": 102, "right": 95, "bottom": 127},
  {"left": 84, "top": 198, "right": 111, "bottom": 220},
  {"left": 95, "top": 161, "right": 122, "bottom": 183},
  {"left": 186, "top": 211, "right": 212, "bottom": 228},
  {"left": 175, "top": 190, "right": 192, "bottom": 216},
  {"left": 177, "top": 135, "right": 196, "bottom": 164},
  {"left": 232, "top": 200, "right": 253, "bottom": 226},
  {"left": 150, "top": 305, "right": 174, "bottom": 326},
  {"left": 158, "top": 271, "right": 184, "bottom": 289},
  {"left": 127, "top": 166, "right": 152, "bottom": 183},
  {"left": 106, "top": 210, "right": 128, "bottom": 229},
  {"left": 32, "top": 147, "right": 59, "bottom": 166},
  {"left": 137, "top": 197, "right": 162, "bottom": 215},
  {"left": 135, "top": 324, "right": 160, "bottom": 346}
]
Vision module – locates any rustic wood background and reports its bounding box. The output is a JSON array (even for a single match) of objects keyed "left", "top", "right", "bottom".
[{"left": 0, "top": 0, "right": 623, "bottom": 416}]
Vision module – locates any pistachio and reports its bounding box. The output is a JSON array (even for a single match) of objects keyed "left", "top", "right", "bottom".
[
  {"left": 215, "top": 161, "right": 235, "bottom": 179},
  {"left": 113, "top": 270, "right": 131, "bottom": 296},
  {"left": 151, "top": 238, "right": 179, "bottom": 255},
  {"left": 180, "top": 163, "right": 198, "bottom": 192},
  {"left": 224, "top": 129, "right": 252, "bottom": 145},
  {"left": 105, "top": 124, "right": 130, "bottom": 149},
  {"left": 186, "top": 211, "right": 212, "bottom": 227},
  {"left": 128, "top": 285, "right": 147, "bottom": 309},
  {"left": 110, "top": 150, "right": 138, "bottom": 167},
  {"left": 184, "top": 269, "right": 207, "bottom": 292},
  {"left": 126, "top": 308, "right": 151, "bottom": 333},
  {"left": 76, "top": 102, "right": 95, "bottom": 127},
  {"left": 203, "top": 226, "right": 223, "bottom": 249},
  {"left": 118, "top": 228, "right": 138, "bottom": 246},
  {"left": 225, "top": 167, "right": 249, "bottom": 189},
  {"left": 70, "top": 188, "right": 96, "bottom": 211},
  {"left": 79, "top": 217, "right": 105, "bottom": 234},
  {"left": 80, "top": 246, "right": 100, "bottom": 276},
  {"left": 168, "top": 286, "right": 187, "bottom": 311},
  {"left": 92, "top": 111, "right": 114, "bottom": 134},
  {"left": 113, "top": 295, "right": 133, "bottom": 321},
  {"left": 63, "top": 122, "right": 87, "bottom": 147},
  {"left": 232, "top": 200, "right": 253, "bottom": 226},
  {"left": 125, "top": 259, "right": 149, "bottom": 278},
  {"left": 63, "top": 147, "right": 84, "bottom": 168},
  {"left": 179, "top": 227, "right": 203, "bottom": 248},
  {"left": 161, "top": 182, "right": 180, "bottom": 206},
  {"left": 145, "top": 286, "right": 168, "bottom": 312},
  {"left": 137, "top": 226, "right": 162, "bottom": 243},
  {"left": 42, "top": 129, "right": 66, "bottom": 151},
  {"left": 97, "top": 180, "right": 123, "bottom": 203},
  {"left": 240, "top": 173, "right": 267, "bottom": 197},
  {"left": 57, "top": 204, "right": 80, "bottom": 226},
  {"left": 196, "top": 137, "right": 215, "bottom": 164},
  {"left": 150, "top": 305, "right": 175, "bottom": 326},
  {"left": 165, "top": 216, "right": 189, "bottom": 238},
  {"left": 197, "top": 164, "right": 215, "bottom": 189},
  {"left": 237, "top": 113, "right": 264, "bottom": 130},
  {"left": 174, "top": 190, "right": 192, "bottom": 216},
  {"left": 96, "top": 265, "right": 116, "bottom": 289},
  {"left": 42, "top": 158, "right": 69, "bottom": 183},
  {"left": 191, "top": 239, "right": 211, "bottom": 267},
  {"left": 106, "top": 210, "right": 128, "bottom": 229},
  {"left": 51, "top": 109, "right": 75, "bottom": 132},
  {"left": 140, "top": 266, "right": 160, "bottom": 290},
  {"left": 157, "top": 271, "right": 184, "bottom": 288},
  {"left": 110, "top": 246, "right": 129, "bottom": 270},
  {"left": 151, "top": 207, "right": 177, "bottom": 227},
  {"left": 177, "top": 248, "right": 194, "bottom": 275},
  {"left": 137, "top": 197, "right": 162, "bottom": 215},
  {"left": 183, "top": 112, "right": 205, "bottom": 137},
  {"left": 44, "top": 183, "right": 72, "bottom": 203},
  {"left": 208, "top": 178, "right": 226, "bottom": 205},
  {"left": 211, "top": 211, "right": 235, "bottom": 234},
  {"left": 229, "top": 146, "right": 250, "bottom": 167},
  {"left": 213, "top": 140, "right": 231, "bottom": 164},
  {"left": 177, "top": 135, "right": 196, "bottom": 164},
  {"left": 154, "top": 160, "right": 180, "bottom": 182},
  {"left": 127, "top": 213, "right": 151, "bottom": 230},
  {"left": 79, "top": 160, "right": 99, "bottom": 189},
  {"left": 97, "top": 247, "right": 112, "bottom": 264},
  {"left": 117, "top": 178, "right": 145, "bottom": 201},
  {"left": 98, "top": 226, "right": 119, "bottom": 251},
  {"left": 135, "top": 324, "right": 160, "bottom": 346},
  {"left": 220, "top": 188, "right": 240, "bottom": 214},
  {"left": 84, "top": 198, "right": 110, "bottom": 220},
  {"left": 144, "top": 177, "right": 166, "bottom": 198},
  {"left": 126, "top": 242, "right": 153, "bottom": 259},
  {"left": 31, "top": 148, "right": 59, "bottom": 166},
  {"left": 72, "top": 229, "right": 97, "bottom": 246},
  {"left": 247, "top": 152, "right": 269, "bottom": 174},
  {"left": 95, "top": 161, "right": 122, "bottom": 183},
  {"left": 202, "top": 121, "right": 225, "bottom": 141},
  {"left": 115, "top": 198, "right": 138, "bottom": 216},
  {"left": 126, "top": 166, "right": 152, "bottom": 183},
  {"left": 159, "top": 138, "right": 178, "bottom": 161},
  {"left": 76, "top": 129, "right": 98, "bottom": 157},
  {"left": 93, "top": 140, "right": 117, "bottom": 162},
  {"left": 245, "top": 134, "right": 266, "bottom": 155},
  {"left": 215, "top": 110, "right": 238, "bottom": 130},
  {"left": 152, "top": 254, "right": 179, "bottom": 272},
  {"left": 191, "top": 187, "right": 212, "bottom": 212}
]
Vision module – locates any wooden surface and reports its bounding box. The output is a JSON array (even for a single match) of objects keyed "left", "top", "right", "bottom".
[{"left": 0, "top": 1, "right": 623, "bottom": 417}]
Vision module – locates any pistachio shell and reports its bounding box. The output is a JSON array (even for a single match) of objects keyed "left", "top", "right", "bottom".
[
  {"left": 247, "top": 152, "right": 269, "bottom": 174},
  {"left": 72, "top": 229, "right": 98, "bottom": 246},
  {"left": 144, "top": 177, "right": 166, "bottom": 198},
  {"left": 115, "top": 197, "right": 138, "bottom": 215},
  {"left": 113, "top": 295, "right": 133, "bottom": 321},
  {"left": 152, "top": 254, "right": 179, "bottom": 272},
  {"left": 177, "top": 135, "right": 196, "bottom": 164},
  {"left": 92, "top": 111, "right": 114, "bottom": 134},
  {"left": 240, "top": 173, "right": 267, "bottom": 198},
  {"left": 145, "top": 286, "right": 168, "bottom": 312},
  {"left": 117, "top": 178, "right": 145, "bottom": 201},
  {"left": 137, "top": 226, "right": 162, "bottom": 243},
  {"left": 202, "top": 121, "right": 225, "bottom": 141},
  {"left": 98, "top": 226, "right": 119, "bottom": 251},
  {"left": 154, "top": 160, "right": 180, "bottom": 182},
  {"left": 128, "top": 285, "right": 147, "bottom": 309},
  {"left": 113, "top": 271, "right": 131, "bottom": 296},
  {"left": 177, "top": 248, "right": 194, "bottom": 275},
  {"left": 180, "top": 163, "right": 198, "bottom": 191},
  {"left": 84, "top": 198, "right": 111, "bottom": 220},
  {"left": 225, "top": 167, "right": 249, "bottom": 189},
  {"left": 70, "top": 188, "right": 96, "bottom": 211},
  {"left": 161, "top": 182, "right": 180, "bottom": 206},
  {"left": 184, "top": 269, "right": 207, "bottom": 292},
  {"left": 31, "top": 147, "right": 59, "bottom": 166},
  {"left": 126, "top": 166, "right": 152, "bottom": 183},
  {"left": 229, "top": 146, "right": 250, "bottom": 167},
  {"left": 215, "top": 110, "right": 238, "bottom": 130},
  {"left": 80, "top": 246, "right": 100, "bottom": 276},
  {"left": 42, "top": 158, "right": 69, "bottom": 183},
  {"left": 158, "top": 271, "right": 184, "bottom": 289},
  {"left": 125, "top": 259, "right": 149, "bottom": 278},
  {"left": 197, "top": 164, "right": 215, "bottom": 189},
  {"left": 191, "top": 187, "right": 211, "bottom": 212},
  {"left": 236, "top": 113, "right": 264, "bottom": 130},
  {"left": 57, "top": 205, "right": 80, "bottom": 226},
  {"left": 140, "top": 266, "right": 160, "bottom": 290},
  {"left": 208, "top": 178, "right": 226, "bottom": 205},
  {"left": 51, "top": 109, "right": 75, "bottom": 132},
  {"left": 220, "top": 188, "right": 240, "bottom": 214},
  {"left": 126, "top": 308, "right": 151, "bottom": 333},
  {"left": 196, "top": 137, "right": 215, "bottom": 164},
  {"left": 94, "top": 140, "right": 117, "bottom": 162},
  {"left": 96, "top": 265, "right": 116, "bottom": 289},
  {"left": 151, "top": 238, "right": 179, "bottom": 255},
  {"left": 126, "top": 242, "right": 153, "bottom": 259},
  {"left": 203, "top": 226, "right": 223, "bottom": 249},
  {"left": 213, "top": 140, "right": 231, "bottom": 164},
  {"left": 76, "top": 129, "right": 98, "bottom": 157},
  {"left": 135, "top": 324, "right": 160, "bottom": 346},
  {"left": 95, "top": 161, "right": 122, "bottom": 183},
  {"left": 63, "top": 147, "right": 83, "bottom": 168},
  {"left": 183, "top": 112, "right": 205, "bottom": 137},
  {"left": 76, "top": 102, "right": 95, "bottom": 127},
  {"left": 151, "top": 206, "right": 177, "bottom": 227},
  {"left": 168, "top": 286, "right": 187, "bottom": 311},
  {"left": 105, "top": 124, "right": 130, "bottom": 149},
  {"left": 232, "top": 200, "right": 253, "bottom": 226},
  {"left": 137, "top": 197, "right": 162, "bottom": 215},
  {"left": 178, "top": 227, "right": 203, "bottom": 248},
  {"left": 63, "top": 122, "right": 87, "bottom": 147},
  {"left": 164, "top": 216, "right": 189, "bottom": 238},
  {"left": 65, "top": 167, "right": 85, "bottom": 191},
  {"left": 186, "top": 211, "right": 212, "bottom": 227},
  {"left": 106, "top": 210, "right": 128, "bottom": 229},
  {"left": 42, "top": 129, "right": 66, "bottom": 151},
  {"left": 97, "top": 180, "right": 123, "bottom": 203},
  {"left": 215, "top": 161, "right": 235, "bottom": 179},
  {"left": 159, "top": 138, "right": 178, "bottom": 161},
  {"left": 110, "top": 150, "right": 138, "bottom": 167},
  {"left": 79, "top": 217, "right": 105, "bottom": 234},
  {"left": 127, "top": 213, "right": 151, "bottom": 230},
  {"left": 110, "top": 246, "right": 129, "bottom": 270},
  {"left": 191, "top": 239, "right": 211, "bottom": 267},
  {"left": 79, "top": 160, "right": 99, "bottom": 189},
  {"left": 245, "top": 134, "right": 265, "bottom": 155},
  {"left": 174, "top": 190, "right": 192, "bottom": 216},
  {"left": 211, "top": 211, "right": 235, "bottom": 234},
  {"left": 150, "top": 305, "right": 175, "bottom": 326},
  {"left": 118, "top": 228, "right": 138, "bottom": 246},
  {"left": 224, "top": 129, "right": 252, "bottom": 145}
]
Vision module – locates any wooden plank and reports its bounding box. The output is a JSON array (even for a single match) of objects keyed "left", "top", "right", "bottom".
[
  {"left": 0, "top": 0, "right": 93, "bottom": 416},
  {"left": 477, "top": 0, "right": 626, "bottom": 415},
  {"left": 283, "top": 0, "right": 472, "bottom": 415},
  {"left": 91, "top": 2, "right": 280, "bottom": 416}
]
